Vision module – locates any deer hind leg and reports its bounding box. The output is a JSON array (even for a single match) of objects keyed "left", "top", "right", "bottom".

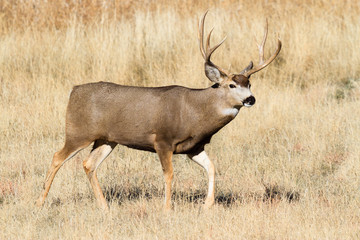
[
  {"left": 83, "top": 140, "right": 117, "bottom": 211},
  {"left": 155, "top": 142, "right": 174, "bottom": 211},
  {"left": 187, "top": 150, "right": 215, "bottom": 209},
  {"left": 36, "top": 141, "right": 91, "bottom": 207}
]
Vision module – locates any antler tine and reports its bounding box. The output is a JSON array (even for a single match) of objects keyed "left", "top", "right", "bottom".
[
  {"left": 206, "top": 28, "right": 227, "bottom": 61},
  {"left": 198, "top": 10, "right": 229, "bottom": 75},
  {"left": 243, "top": 20, "right": 282, "bottom": 78},
  {"left": 257, "top": 19, "right": 268, "bottom": 65},
  {"left": 198, "top": 10, "right": 208, "bottom": 60}
]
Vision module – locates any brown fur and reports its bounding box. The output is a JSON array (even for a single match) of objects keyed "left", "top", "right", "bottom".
[
  {"left": 232, "top": 75, "right": 250, "bottom": 88},
  {"left": 66, "top": 82, "right": 234, "bottom": 154},
  {"left": 36, "top": 81, "right": 242, "bottom": 211}
]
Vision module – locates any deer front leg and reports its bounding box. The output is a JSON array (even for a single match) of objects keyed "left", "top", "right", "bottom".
[
  {"left": 155, "top": 142, "right": 174, "bottom": 211},
  {"left": 188, "top": 150, "right": 215, "bottom": 209}
]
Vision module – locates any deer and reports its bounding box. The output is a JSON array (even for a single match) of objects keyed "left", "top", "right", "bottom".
[{"left": 36, "top": 11, "right": 281, "bottom": 211}]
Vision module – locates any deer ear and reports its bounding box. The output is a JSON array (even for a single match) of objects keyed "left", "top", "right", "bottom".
[{"left": 205, "top": 63, "right": 226, "bottom": 83}]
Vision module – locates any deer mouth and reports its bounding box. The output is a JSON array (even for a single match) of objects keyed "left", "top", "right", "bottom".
[{"left": 243, "top": 96, "right": 256, "bottom": 107}]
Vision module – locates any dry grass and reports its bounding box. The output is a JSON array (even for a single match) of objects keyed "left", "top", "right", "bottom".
[{"left": 1, "top": 0, "right": 360, "bottom": 239}]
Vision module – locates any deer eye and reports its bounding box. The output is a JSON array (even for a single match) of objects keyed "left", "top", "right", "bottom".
[{"left": 229, "top": 84, "right": 236, "bottom": 88}]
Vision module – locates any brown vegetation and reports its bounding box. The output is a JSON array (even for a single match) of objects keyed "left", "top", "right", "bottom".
[{"left": 1, "top": 0, "right": 360, "bottom": 239}]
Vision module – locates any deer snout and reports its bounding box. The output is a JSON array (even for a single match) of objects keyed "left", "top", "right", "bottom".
[{"left": 243, "top": 96, "right": 255, "bottom": 107}]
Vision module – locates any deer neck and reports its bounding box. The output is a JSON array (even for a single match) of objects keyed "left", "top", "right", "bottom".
[
  {"left": 188, "top": 87, "right": 240, "bottom": 125},
  {"left": 204, "top": 87, "right": 241, "bottom": 119}
]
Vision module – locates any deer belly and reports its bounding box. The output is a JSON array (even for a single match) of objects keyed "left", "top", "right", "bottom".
[
  {"left": 109, "top": 132, "right": 157, "bottom": 152},
  {"left": 123, "top": 143, "right": 156, "bottom": 153}
]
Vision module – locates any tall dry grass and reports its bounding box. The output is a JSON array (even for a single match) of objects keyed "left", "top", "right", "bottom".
[{"left": 1, "top": 0, "right": 360, "bottom": 239}]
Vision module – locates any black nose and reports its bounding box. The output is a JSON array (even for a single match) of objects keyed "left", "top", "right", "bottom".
[{"left": 243, "top": 96, "right": 256, "bottom": 106}]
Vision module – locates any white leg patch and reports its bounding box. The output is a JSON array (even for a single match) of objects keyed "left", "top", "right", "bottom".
[
  {"left": 94, "top": 145, "right": 113, "bottom": 170},
  {"left": 191, "top": 151, "right": 211, "bottom": 172},
  {"left": 84, "top": 145, "right": 114, "bottom": 171},
  {"left": 189, "top": 151, "right": 215, "bottom": 203}
]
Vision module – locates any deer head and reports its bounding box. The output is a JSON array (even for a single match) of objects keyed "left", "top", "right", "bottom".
[{"left": 198, "top": 11, "right": 282, "bottom": 108}]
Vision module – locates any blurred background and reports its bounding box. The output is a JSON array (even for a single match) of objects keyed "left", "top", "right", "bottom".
[{"left": 0, "top": 1, "right": 359, "bottom": 239}]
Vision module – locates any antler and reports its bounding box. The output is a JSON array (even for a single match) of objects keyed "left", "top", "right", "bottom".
[
  {"left": 242, "top": 20, "right": 282, "bottom": 77},
  {"left": 198, "top": 10, "right": 229, "bottom": 76}
]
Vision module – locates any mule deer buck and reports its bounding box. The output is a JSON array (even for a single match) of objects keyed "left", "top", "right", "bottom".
[{"left": 36, "top": 11, "right": 281, "bottom": 211}]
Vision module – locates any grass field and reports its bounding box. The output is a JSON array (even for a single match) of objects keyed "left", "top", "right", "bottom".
[{"left": 1, "top": 0, "right": 360, "bottom": 239}]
